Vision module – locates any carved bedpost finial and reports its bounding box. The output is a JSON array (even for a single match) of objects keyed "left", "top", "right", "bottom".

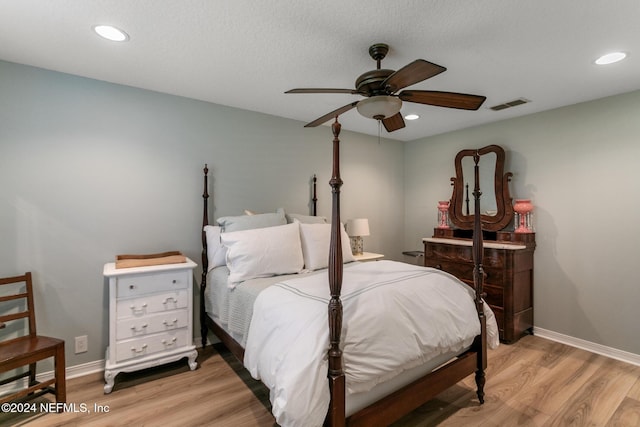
[
  {"left": 203, "top": 164, "right": 209, "bottom": 200},
  {"left": 332, "top": 116, "right": 341, "bottom": 137},
  {"left": 312, "top": 174, "right": 318, "bottom": 216}
]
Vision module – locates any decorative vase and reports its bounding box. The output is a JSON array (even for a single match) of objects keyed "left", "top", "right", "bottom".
[
  {"left": 437, "top": 200, "right": 450, "bottom": 229},
  {"left": 513, "top": 199, "right": 534, "bottom": 233}
]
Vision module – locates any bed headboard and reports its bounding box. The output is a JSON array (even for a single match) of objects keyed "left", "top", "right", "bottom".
[{"left": 199, "top": 165, "right": 319, "bottom": 290}]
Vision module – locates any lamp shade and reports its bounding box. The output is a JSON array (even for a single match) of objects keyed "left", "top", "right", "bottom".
[
  {"left": 346, "top": 218, "right": 370, "bottom": 237},
  {"left": 356, "top": 96, "right": 402, "bottom": 119}
]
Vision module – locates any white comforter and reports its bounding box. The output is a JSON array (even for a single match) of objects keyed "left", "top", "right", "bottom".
[{"left": 244, "top": 260, "right": 499, "bottom": 427}]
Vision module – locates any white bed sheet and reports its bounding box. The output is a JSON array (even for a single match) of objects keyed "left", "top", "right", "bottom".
[
  {"left": 205, "top": 261, "right": 498, "bottom": 427},
  {"left": 204, "top": 266, "right": 326, "bottom": 346},
  {"left": 244, "top": 261, "right": 499, "bottom": 427}
]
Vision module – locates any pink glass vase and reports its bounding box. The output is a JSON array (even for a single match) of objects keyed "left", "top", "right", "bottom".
[
  {"left": 437, "top": 201, "right": 450, "bottom": 229},
  {"left": 513, "top": 199, "right": 534, "bottom": 233}
]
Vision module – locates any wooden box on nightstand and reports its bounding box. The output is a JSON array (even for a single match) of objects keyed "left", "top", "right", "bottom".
[{"left": 103, "top": 258, "right": 198, "bottom": 393}]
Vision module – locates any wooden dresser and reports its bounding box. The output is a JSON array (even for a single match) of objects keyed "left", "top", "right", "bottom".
[
  {"left": 423, "top": 231, "right": 535, "bottom": 343},
  {"left": 103, "top": 259, "right": 198, "bottom": 393}
]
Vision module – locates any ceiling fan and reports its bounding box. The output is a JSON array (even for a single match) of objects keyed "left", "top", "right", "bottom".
[{"left": 286, "top": 43, "right": 487, "bottom": 132}]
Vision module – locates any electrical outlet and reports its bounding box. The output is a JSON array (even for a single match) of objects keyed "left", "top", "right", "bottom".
[{"left": 75, "top": 335, "right": 88, "bottom": 354}]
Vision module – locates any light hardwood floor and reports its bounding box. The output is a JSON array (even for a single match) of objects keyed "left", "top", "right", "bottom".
[{"left": 2, "top": 335, "right": 640, "bottom": 426}]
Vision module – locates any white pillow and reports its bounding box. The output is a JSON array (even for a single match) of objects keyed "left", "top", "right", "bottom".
[
  {"left": 299, "top": 222, "right": 355, "bottom": 271},
  {"left": 221, "top": 222, "right": 304, "bottom": 287},
  {"left": 204, "top": 225, "right": 227, "bottom": 271},
  {"left": 285, "top": 212, "right": 327, "bottom": 224},
  {"left": 216, "top": 208, "right": 286, "bottom": 232}
]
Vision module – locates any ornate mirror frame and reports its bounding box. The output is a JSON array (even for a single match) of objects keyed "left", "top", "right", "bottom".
[{"left": 449, "top": 144, "right": 513, "bottom": 232}]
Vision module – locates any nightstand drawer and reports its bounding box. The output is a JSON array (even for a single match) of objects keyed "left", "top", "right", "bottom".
[
  {"left": 116, "top": 271, "right": 189, "bottom": 298},
  {"left": 115, "top": 309, "right": 189, "bottom": 340},
  {"left": 116, "top": 290, "right": 188, "bottom": 319},
  {"left": 115, "top": 329, "right": 189, "bottom": 362}
]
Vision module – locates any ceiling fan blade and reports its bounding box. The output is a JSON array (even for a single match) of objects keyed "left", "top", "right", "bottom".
[
  {"left": 304, "top": 102, "right": 359, "bottom": 127},
  {"left": 286, "top": 88, "right": 359, "bottom": 94},
  {"left": 399, "top": 90, "right": 487, "bottom": 110},
  {"left": 382, "top": 60, "right": 446, "bottom": 93},
  {"left": 382, "top": 113, "right": 405, "bottom": 132}
]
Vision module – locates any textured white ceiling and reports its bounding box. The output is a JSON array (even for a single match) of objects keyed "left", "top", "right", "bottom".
[{"left": 0, "top": 1, "right": 638, "bottom": 141}]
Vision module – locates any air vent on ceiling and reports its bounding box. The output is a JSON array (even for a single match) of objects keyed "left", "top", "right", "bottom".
[{"left": 489, "top": 98, "right": 530, "bottom": 111}]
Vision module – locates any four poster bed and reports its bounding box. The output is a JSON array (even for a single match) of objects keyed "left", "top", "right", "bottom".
[{"left": 199, "top": 119, "right": 498, "bottom": 427}]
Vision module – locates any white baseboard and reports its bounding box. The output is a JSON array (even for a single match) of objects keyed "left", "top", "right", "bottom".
[
  {"left": 534, "top": 327, "right": 640, "bottom": 367},
  {"left": 1, "top": 337, "right": 206, "bottom": 396},
  {"left": 0, "top": 359, "right": 105, "bottom": 397}
]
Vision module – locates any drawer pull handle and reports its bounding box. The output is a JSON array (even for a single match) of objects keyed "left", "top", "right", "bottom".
[
  {"left": 131, "top": 344, "right": 148, "bottom": 353},
  {"left": 130, "top": 323, "right": 148, "bottom": 332},
  {"left": 163, "top": 318, "right": 178, "bottom": 326},
  {"left": 162, "top": 337, "right": 178, "bottom": 346},
  {"left": 130, "top": 303, "right": 148, "bottom": 313},
  {"left": 172, "top": 279, "right": 177, "bottom": 284},
  {"left": 163, "top": 296, "right": 177, "bottom": 304},
  {"left": 129, "top": 284, "right": 135, "bottom": 290}
]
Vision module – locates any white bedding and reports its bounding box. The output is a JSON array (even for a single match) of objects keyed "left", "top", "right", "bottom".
[
  {"left": 244, "top": 260, "right": 499, "bottom": 427},
  {"left": 204, "top": 266, "right": 324, "bottom": 346}
]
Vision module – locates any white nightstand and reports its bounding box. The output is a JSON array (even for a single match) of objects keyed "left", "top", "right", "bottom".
[
  {"left": 103, "top": 258, "right": 198, "bottom": 393},
  {"left": 353, "top": 252, "right": 384, "bottom": 262}
]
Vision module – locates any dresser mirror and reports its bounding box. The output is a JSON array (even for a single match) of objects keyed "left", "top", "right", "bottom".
[
  {"left": 460, "top": 153, "right": 498, "bottom": 215},
  {"left": 449, "top": 144, "right": 513, "bottom": 232}
]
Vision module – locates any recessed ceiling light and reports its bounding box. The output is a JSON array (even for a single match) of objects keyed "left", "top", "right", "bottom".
[
  {"left": 595, "top": 51, "right": 627, "bottom": 65},
  {"left": 404, "top": 114, "right": 420, "bottom": 120},
  {"left": 93, "top": 25, "right": 129, "bottom": 42}
]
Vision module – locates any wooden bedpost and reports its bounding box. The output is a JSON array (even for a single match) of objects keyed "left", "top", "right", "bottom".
[
  {"left": 312, "top": 174, "right": 318, "bottom": 216},
  {"left": 471, "top": 153, "right": 487, "bottom": 404},
  {"left": 200, "top": 164, "right": 210, "bottom": 349},
  {"left": 326, "top": 118, "right": 346, "bottom": 427}
]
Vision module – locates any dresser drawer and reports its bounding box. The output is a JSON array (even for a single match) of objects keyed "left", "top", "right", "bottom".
[
  {"left": 426, "top": 260, "right": 504, "bottom": 289},
  {"left": 115, "top": 309, "right": 189, "bottom": 340},
  {"left": 116, "top": 290, "right": 188, "bottom": 319},
  {"left": 425, "top": 243, "right": 507, "bottom": 268},
  {"left": 115, "top": 329, "right": 189, "bottom": 362},
  {"left": 116, "top": 270, "right": 189, "bottom": 298}
]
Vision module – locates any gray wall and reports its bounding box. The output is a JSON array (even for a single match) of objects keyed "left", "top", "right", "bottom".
[
  {"left": 404, "top": 90, "right": 640, "bottom": 356},
  {"left": 0, "top": 60, "right": 404, "bottom": 368}
]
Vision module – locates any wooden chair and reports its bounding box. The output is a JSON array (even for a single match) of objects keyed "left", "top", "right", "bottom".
[{"left": 0, "top": 272, "right": 66, "bottom": 404}]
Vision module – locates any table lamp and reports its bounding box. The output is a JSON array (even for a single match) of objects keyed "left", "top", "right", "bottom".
[{"left": 346, "top": 218, "right": 370, "bottom": 256}]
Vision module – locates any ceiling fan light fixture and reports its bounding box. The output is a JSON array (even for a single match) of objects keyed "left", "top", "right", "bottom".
[
  {"left": 356, "top": 96, "right": 402, "bottom": 120},
  {"left": 595, "top": 51, "right": 627, "bottom": 65}
]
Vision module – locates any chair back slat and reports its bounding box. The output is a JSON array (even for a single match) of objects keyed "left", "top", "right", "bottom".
[
  {"left": 0, "top": 311, "right": 30, "bottom": 323},
  {"left": 0, "top": 292, "right": 28, "bottom": 303},
  {"left": 0, "top": 272, "right": 37, "bottom": 339}
]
